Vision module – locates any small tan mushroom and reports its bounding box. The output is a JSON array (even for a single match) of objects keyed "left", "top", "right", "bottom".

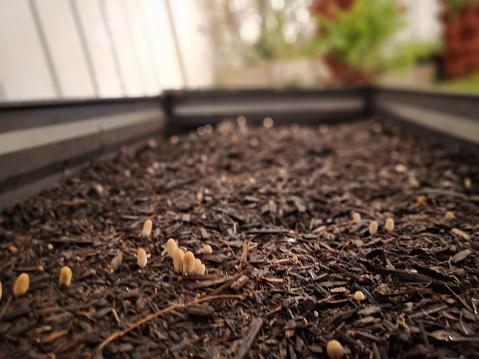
[
  {"left": 464, "top": 177, "right": 472, "bottom": 189},
  {"left": 385, "top": 218, "right": 394, "bottom": 232},
  {"left": 352, "top": 212, "right": 361, "bottom": 224},
  {"left": 59, "top": 266, "right": 73, "bottom": 286},
  {"left": 183, "top": 251, "right": 196, "bottom": 275},
  {"left": 326, "top": 339, "right": 345, "bottom": 359},
  {"left": 202, "top": 245, "right": 213, "bottom": 254},
  {"left": 173, "top": 249, "right": 185, "bottom": 273},
  {"left": 138, "top": 248, "right": 148, "bottom": 268},
  {"left": 416, "top": 195, "right": 427, "bottom": 205},
  {"left": 369, "top": 221, "right": 378, "bottom": 235},
  {"left": 193, "top": 258, "right": 202, "bottom": 274},
  {"left": 0, "top": 281, "right": 2, "bottom": 300},
  {"left": 445, "top": 211, "right": 455, "bottom": 220},
  {"left": 140, "top": 219, "right": 153, "bottom": 236},
  {"left": 196, "top": 264, "right": 206, "bottom": 275},
  {"left": 408, "top": 177, "right": 420, "bottom": 188},
  {"left": 14, "top": 273, "right": 30, "bottom": 297},
  {"left": 166, "top": 238, "right": 177, "bottom": 258},
  {"left": 354, "top": 291, "right": 365, "bottom": 301}
]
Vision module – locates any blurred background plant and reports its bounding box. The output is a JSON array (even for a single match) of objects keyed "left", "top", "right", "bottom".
[
  {"left": 207, "top": 0, "right": 442, "bottom": 88},
  {"left": 212, "top": 0, "right": 315, "bottom": 65},
  {"left": 444, "top": 0, "right": 476, "bottom": 15},
  {"left": 440, "top": 0, "right": 479, "bottom": 81},
  {"left": 311, "top": 0, "right": 440, "bottom": 84},
  {"left": 206, "top": 0, "right": 324, "bottom": 87}
]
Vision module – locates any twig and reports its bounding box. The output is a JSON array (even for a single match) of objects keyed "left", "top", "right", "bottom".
[
  {"left": 233, "top": 317, "right": 263, "bottom": 359},
  {"left": 240, "top": 241, "right": 250, "bottom": 265},
  {"left": 418, "top": 321, "right": 430, "bottom": 348},
  {"left": 446, "top": 283, "right": 474, "bottom": 313},
  {"left": 98, "top": 294, "right": 242, "bottom": 349},
  {"left": 376, "top": 287, "right": 429, "bottom": 297}
]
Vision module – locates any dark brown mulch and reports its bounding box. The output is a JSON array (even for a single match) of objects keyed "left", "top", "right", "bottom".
[{"left": 0, "top": 119, "right": 478, "bottom": 359}]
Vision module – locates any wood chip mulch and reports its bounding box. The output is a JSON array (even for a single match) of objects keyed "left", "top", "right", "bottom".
[{"left": 0, "top": 119, "right": 478, "bottom": 359}]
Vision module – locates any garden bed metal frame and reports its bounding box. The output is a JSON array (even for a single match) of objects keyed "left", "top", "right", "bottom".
[{"left": 1, "top": 86, "right": 478, "bottom": 210}]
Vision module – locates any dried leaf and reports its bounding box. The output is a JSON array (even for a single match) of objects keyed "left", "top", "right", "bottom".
[
  {"left": 451, "top": 249, "right": 472, "bottom": 263},
  {"left": 110, "top": 252, "right": 123, "bottom": 271}
]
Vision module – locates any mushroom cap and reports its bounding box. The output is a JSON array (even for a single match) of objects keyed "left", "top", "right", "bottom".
[
  {"left": 183, "top": 251, "right": 196, "bottom": 275},
  {"left": 59, "top": 266, "right": 73, "bottom": 286},
  {"left": 138, "top": 248, "right": 148, "bottom": 268},
  {"left": 326, "top": 339, "right": 345, "bottom": 359},
  {"left": 167, "top": 238, "right": 178, "bottom": 258},
  {"left": 203, "top": 245, "right": 213, "bottom": 254},
  {"left": 193, "top": 258, "right": 202, "bottom": 273},
  {"left": 385, "top": 218, "right": 394, "bottom": 232},
  {"left": 354, "top": 291, "right": 365, "bottom": 301},
  {"left": 173, "top": 249, "right": 185, "bottom": 273},
  {"left": 142, "top": 219, "right": 153, "bottom": 236},
  {"left": 14, "top": 273, "right": 30, "bottom": 297},
  {"left": 196, "top": 264, "right": 206, "bottom": 275}
]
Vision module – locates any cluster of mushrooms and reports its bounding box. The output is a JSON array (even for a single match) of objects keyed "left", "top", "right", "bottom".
[
  {"left": 137, "top": 219, "right": 209, "bottom": 275},
  {"left": 167, "top": 238, "right": 208, "bottom": 275},
  {"left": 2, "top": 220, "right": 209, "bottom": 300}
]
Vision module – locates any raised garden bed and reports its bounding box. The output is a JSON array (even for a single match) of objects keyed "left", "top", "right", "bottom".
[{"left": 0, "top": 118, "right": 478, "bottom": 358}]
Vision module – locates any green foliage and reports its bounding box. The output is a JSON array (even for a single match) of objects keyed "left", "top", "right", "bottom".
[
  {"left": 438, "top": 71, "right": 479, "bottom": 92},
  {"left": 313, "top": 0, "right": 439, "bottom": 76}
]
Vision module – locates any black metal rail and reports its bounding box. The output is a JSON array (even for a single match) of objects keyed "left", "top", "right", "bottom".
[
  {"left": 163, "top": 87, "right": 371, "bottom": 131},
  {"left": 373, "top": 87, "right": 479, "bottom": 149},
  {"left": 0, "top": 97, "right": 165, "bottom": 210},
  {"left": 1, "top": 86, "right": 478, "bottom": 211}
]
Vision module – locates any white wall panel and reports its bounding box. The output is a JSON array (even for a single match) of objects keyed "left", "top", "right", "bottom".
[
  {"left": 0, "top": 0, "right": 55, "bottom": 100},
  {"left": 124, "top": 0, "right": 159, "bottom": 95},
  {"left": 169, "top": 0, "right": 214, "bottom": 88},
  {"left": 74, "top": 0, "right": 123, "bottom": 97},
  {"left": 141, "top": 0, "right": 184, "bottom": 89},
  {"left": 102, "top": 1, "right": 144, "bottom": 97},
  {"left": 36, "top": 0, "right": 95, "bottom": 98}
]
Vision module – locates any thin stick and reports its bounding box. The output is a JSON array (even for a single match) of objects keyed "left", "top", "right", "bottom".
[
  {"left": 233, "top": 317, "right": 263, "bottom": 359},
  {"left": 98, "top": 294, "right": 242, "bottom": 349}
]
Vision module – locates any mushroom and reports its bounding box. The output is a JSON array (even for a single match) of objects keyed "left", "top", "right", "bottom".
[
  {"left": 140, "top": 219, "right": 153, "bottom": 236},
  {"left": 59, "top": 266, "right": 73, "bottom": 286},
  {"left": 167, "top": 238, "right": 178, "bottom": 258},
  {"left": 369, "top": 221, "right": 378, "bottom": 235},
  {"left": 193, "top": 258, "right": 202, "bottom": 274},
  {"left": 354, "top": 291, "right": 365, "bottom": 301},
  {"left": 183, "top": 251, "right": 196, "bottom": 275},
  {"left": 138, "top": 248, "right": 148, "bottom": 268},
  {"left": 384, "top": 218, "right": 394, "bottom": 232},
  {"left": 445, "top": 211, "right": 455, "bottom": 220},
  {"left": 196, "top": 264, "right": 206, "bottom": 275},
  {"left": 326, "top": 339, "right": 345, "bottom": 359},
  {"left": 14, "top": 273, "right": 30, "bottom": 297},
  {"left": 464, "top": 177, "right": 472, "bottom": 189},
  {"left": 202, "top": 245, "right": 213, "bottom": 254},
  {"left": 173, "top": 249, "right": 185, "bottom": 273},
  {"left": 352, "top": 212, "right": 361, "bottom": 223}
]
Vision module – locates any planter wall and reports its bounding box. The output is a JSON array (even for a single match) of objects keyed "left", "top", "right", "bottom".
[{"left": 0, "top": 98, "right": 165, "bottom": 210}]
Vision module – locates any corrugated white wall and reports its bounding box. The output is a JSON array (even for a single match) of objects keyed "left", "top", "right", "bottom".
[
  {"left": 0, "top": 0, "right": 214, "bottom": 101},
  {"left": 401, "top": 0, "right": 441, "bottom": 42},
  {"left": 0, "top": 0, "right": 441, "bottom": 101}
]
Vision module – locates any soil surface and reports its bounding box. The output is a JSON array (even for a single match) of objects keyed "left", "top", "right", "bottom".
[{"left": 0, "top": 119, "right": 478, "bottom": 359}]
